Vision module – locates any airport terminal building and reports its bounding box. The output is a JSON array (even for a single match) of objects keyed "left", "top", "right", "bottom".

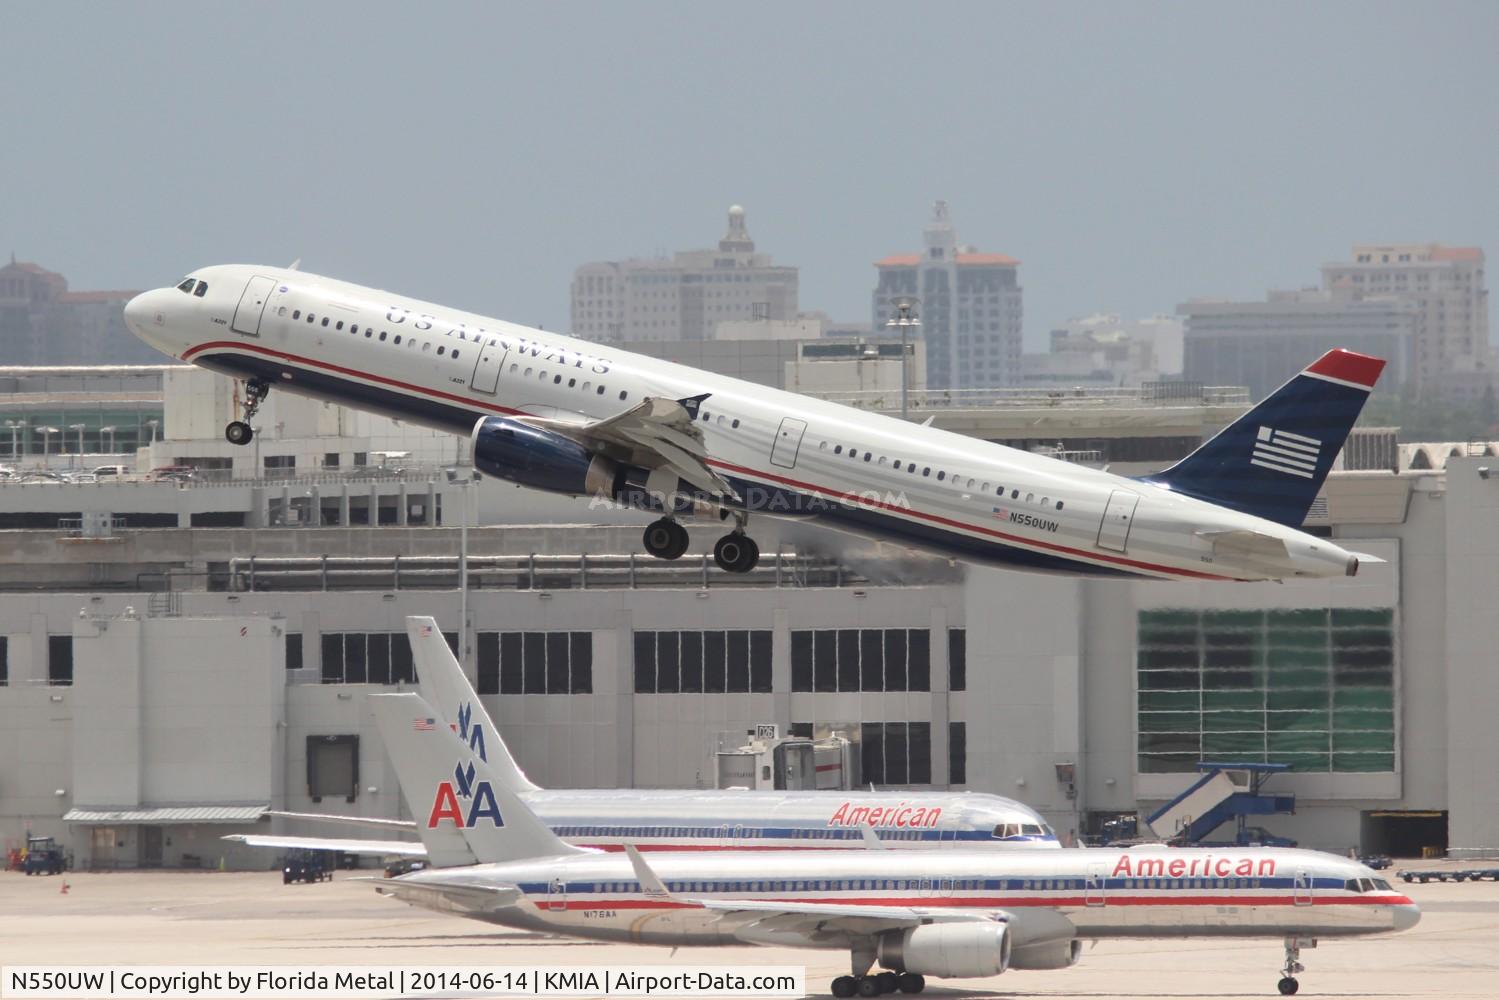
[{"left": 1, "top": 367, "right": 1497, "bottom": 869}]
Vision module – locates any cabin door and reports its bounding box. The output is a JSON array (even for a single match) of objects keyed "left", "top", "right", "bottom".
[
  {"left": 1086, "top": 862, "right": 1107, "bottom": 907},
  {"left": 1294, "top": 870, "right": 1313, "bottom": 906},
  {"left": 1096, "top": 490, "right": 1140, "bottom": 553},
  {"left": 231, "top": 275, "right": 277, "bottom": 337},
  {"left": 546, "top": 877, "right": 567, "bottom": 911},
  {"left": 469, "top": 338, "right": 509, "bottom": 395},
  {"left": 770, "top": 417, "right": 807, "bottom": 469}
]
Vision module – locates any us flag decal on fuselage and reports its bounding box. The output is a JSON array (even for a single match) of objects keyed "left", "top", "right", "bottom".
[{"left": 1251, "top": 425, "right": 1320, "bottom": 479}]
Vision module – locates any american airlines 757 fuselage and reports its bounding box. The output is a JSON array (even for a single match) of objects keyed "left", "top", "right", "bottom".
[{"left": 125, "top": 265, "right": 1374, "bottom": 581}]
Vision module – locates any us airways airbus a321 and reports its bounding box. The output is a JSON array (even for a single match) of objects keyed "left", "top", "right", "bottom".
[{"left": 124, "top": 265, "right": 1384, "bottom": 580}]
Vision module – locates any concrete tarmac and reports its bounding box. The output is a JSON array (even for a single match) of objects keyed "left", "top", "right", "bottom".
[{"left": 2, "top": 862, "right": 1496, "bottom": 998}]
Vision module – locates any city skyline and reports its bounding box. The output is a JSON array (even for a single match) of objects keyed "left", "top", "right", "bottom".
[{"left": 2, "top": 2, "right": 1495, "bottom": 351}]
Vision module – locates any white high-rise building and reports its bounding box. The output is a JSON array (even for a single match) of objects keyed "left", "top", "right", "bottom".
[
  {"left": 871, "top": 202, "right": 1023, "bottom": 390},
  {"left": 571, "top": 206, "right": 799, "bottom": 343}
]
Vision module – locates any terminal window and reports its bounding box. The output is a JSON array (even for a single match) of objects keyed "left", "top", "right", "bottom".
[
  {"left": 948, "top": 628, "right": 966, "bottom": 691},
  {"left": 0, "top": 635, "right": 7, "bottom": 685},
  {"left": 633, "top": 630, "right": 771, "bottom": 694},
  {"left": 477, "top": 631, "right": 593, "bottom": 695},
  {"left": 949, "top": 720, "right": 966, "bottom": 785},
  {"left": 319, "top": 631, "right": 430, "bottom": 685},
  {"left": 862, "top": 721, "right": 933, "bottom": 785},
  {"left": 1136, "top": 608, "right": 1396, "bottom": 773},
  {"left": 790, "top": 628, "right": 931, "bottom": 693},
  {"left": 47, "top": 635, "right": 72, "bottom": 686}
]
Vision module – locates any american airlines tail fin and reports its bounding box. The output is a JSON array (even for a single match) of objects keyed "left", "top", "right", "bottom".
[
  {"left": 368, "top": 693, "right": 584, "bottom": 864},
  {"left": 1145, "top": 349, "right": 1386, "bottom": 527},
  {"left": 407, "top": 616, "right": 539, "bottom": 793}
]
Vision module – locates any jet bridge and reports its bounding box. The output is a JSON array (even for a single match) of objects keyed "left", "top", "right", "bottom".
[{"left": 1145, "top": 762, "right": 1296, "bottom": 845}]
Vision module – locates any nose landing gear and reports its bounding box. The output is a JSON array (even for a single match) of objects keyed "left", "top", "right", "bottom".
[
  {"left": 1277, "top": 934, "right": 1314, "bottom": 995},
  {"left": 225, "top": 378, "right": 270, "bottom": 446}
]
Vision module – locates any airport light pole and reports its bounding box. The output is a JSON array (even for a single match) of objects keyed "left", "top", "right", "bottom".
[
  {"left": 68, "top": 424, "right": 86, "bottom": 467},
  {"left": 38, "top": 426, "right": 59, "bottom": 463},
  {"left": 885, "top": 297, "right": 920, "bottom": 421},
  {"left": 4, "top": 420, "right": 24, "bottom": 460},
  {"left": 100, "top": 425, "right": 116, "bottom": 454}
]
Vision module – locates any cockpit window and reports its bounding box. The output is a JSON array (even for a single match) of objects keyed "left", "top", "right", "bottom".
[
  {"left": 992, "top": 823, "right": 1021, "bottom": 839},
  {"left": 1021, "top": 823, "right": 1044, "bottom": 836},
  {"left": 1374, "top": 878, "right": 1392, "bottom": 892},
  {"left": 1345, "top": 878, "right": 1382, "bottom": 893},
  {"left": 176, "top": 278, "right": 196, "bottom": 293},
  {"left": 193, "top": 281, "right": 208, "bottom": 297}
]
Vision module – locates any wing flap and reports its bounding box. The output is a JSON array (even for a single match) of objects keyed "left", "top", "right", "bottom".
[{"left": 370, "top": 877, "right": 522, "bottom": 915}]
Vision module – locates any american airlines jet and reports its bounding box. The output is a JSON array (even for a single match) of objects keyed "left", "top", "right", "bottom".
[
  {"left": 369, "top": 692, "right": 1418, "bottom": 998},
  {"left": 226, "top": 617, "right": 1058, "bottom": 865},
  {"left": 125, "top": 266, "right": 1383, "bottom": 581}
]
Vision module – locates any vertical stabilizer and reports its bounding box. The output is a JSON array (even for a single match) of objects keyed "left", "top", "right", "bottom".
[
  {"left": 369, "top": 693, "right": 584, "bottom": 864},
  {"left": 1145, "top": 349, "right": 1385, "bottom": 527},
  {"left": 407, "top": 616, "right": 540, "bottom": 793}
]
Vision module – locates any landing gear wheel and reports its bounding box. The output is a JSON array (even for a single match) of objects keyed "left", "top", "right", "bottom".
[
  {"left": 642, "top": 518, "right": 690, "bottom": 561},
  {"left": 225, "top": 420, "right": 254, "bottom": 446},
  {"left": 713, "top": 532, "right": 759, "bottom": 573},
  {"left": 1278, "top": 977, "right": 1299, "bottom": 996},
  {"left": 896, "top": 973, "right": 924, "bottom": 994},
  {"left": 875, "top": 972, "right": 898, "bottom": 994},
  {"left": 830, "top": 976, "right": 857, "bottom": 999},
  {"left": 855, "top": 977, "right": 880, "bottom": 997}
]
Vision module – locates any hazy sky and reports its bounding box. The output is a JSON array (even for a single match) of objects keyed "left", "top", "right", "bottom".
[{"left": 4, "top": 1, "right": 1495, "bottom": 347}]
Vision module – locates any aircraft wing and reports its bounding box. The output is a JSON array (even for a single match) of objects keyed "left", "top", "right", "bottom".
[
  {"left": 267, "top": 810, "right": 418, "bottom": 831},
  {"left": 522, "top": 394, "right": 737, "bottom": 500},
  {"left": 700, "top": 897, "right": 993, "bottom": 942},
  {"left": 370, "top": 876, "right": 522, "bottom": 916},
  {"left": 222, "top": 834, "right": 427, "bottom": 858}
]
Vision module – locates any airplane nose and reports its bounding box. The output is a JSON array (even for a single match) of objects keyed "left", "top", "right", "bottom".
[
  {"left": 1392, "top": 900, "right": 1421, "bottom": 931},
  {"left": 123, "top": 291, "right": 152, "bottom": 333}
]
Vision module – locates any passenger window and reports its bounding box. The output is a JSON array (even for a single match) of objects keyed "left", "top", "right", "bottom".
[
  {"left": 1056, "top": 501, "right": 1064, "bottom": 510},
  {"left": 1026, "top": 493, "right": 1034, "bottom": 502},
  {"left": 336, "top": 321, "right": 344, "bottom": 331},
  {"left": 1041, "top": 497, "right": 1048, "bottom": 505},
  {"left": 351, "top": 325, "right": 359, "bottom": 334},
  {"left": 582, "top": 381, "right": 590, "bottom": 391},
  {"left": 306, "top": 314, "right": 315, "bottom": 323},
  {"left": 452, "top": 350, "right": 459, "bottom": 360},
  {"left": 292, "top": 310, "right": 301, "bottom": 319},
  {"left": 820, "top": 441, "right": 828, "bottom": 451},
  {"left": 619, "top": 391, "right": 628, "bottom": 400},
  {"left": 1011, "top": 489, "right": 1019, "bottom": 499},
  {"left": 553, "top": 374, "right": 561, "bottom": 383},
  {"left": 422, "top": 342, "right": 430, "bottom": 352},
  {"left": 878, "top": 456, "right": 887, "bottom": 466},
  {"left": 923, "top": 467, "right": 931, "bottom": 476},
  {"left": 834, "top": 445, "right": 843, "bottom": 454},
  {"left": 276, "top": 306, "right": 286, "bottom": 317},
  {"left": 510, "top": 364, "right": 518, "bottom": 373},
  {"left": 365, "top": 329, "right": 373, "bottom": 338},
  {"left": 379, "top": 331, "right": 387, "bottom": 341},
  {"left": 893, "top": 460, "right": 901, "bottom": 470},
  {"left": 597, "top": 385, "right": 605, "bottom": 394},
  {"left": 439, "top": 346, "right": 447, "bottom": 356},
  {"left": 193, "top": 281, "right": 207, "bottom": 297},
  {"left": 321, "top": 317, "right": 329, "bottom": 327},
  {"left": 568, "top": 378, "right": 575, "bottom": 387},
  {"left": 394, "top": 335, "right": 402, "bottom": 345},
  {"left": 864, "top": 453, "right": 872, "bottom": 462},
  {"left": 937, "top": 471, "right": 945, "bottom": 480}
]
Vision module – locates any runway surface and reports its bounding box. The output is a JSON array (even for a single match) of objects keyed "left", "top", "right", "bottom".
[{"left": 2, "top": 861, "right": 1496, "bottom": 998}]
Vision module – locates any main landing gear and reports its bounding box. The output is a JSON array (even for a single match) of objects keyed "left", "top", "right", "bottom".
[
  {"left": 829, "top": 973, "right": 920, "bottom": 997},
  {"left": 641, "top": 514, "right": 760, "bottom": 574},
  {"left": 1277, "top": 934, "right": 1315, "bottom": 995},
  {"left": 225, "top": 378, "right": 270, "bottom": 446}
]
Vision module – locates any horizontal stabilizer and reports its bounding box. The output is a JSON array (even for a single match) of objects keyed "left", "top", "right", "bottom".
[
  {"left": 371, "top": 876, "right": 521, "bottom": 915},
  {"left": 267, "top": 810, "right": 417, "bottom": 831}
]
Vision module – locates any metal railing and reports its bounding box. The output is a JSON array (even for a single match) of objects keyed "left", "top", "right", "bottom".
[
  {"left": 810, "top": 384, "right": 1251, "bottom": 411},
  {"left": 225, "top": 551, "right": 857, "bottom": 592}
]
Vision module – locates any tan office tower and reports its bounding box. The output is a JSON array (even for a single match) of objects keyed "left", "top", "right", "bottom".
[
  {"left": 1322, "top": 244, "right": 1489, "bottom": 395},
  {"left": 571, "top": 206, "right": 799, "bottom": 343},
  {"left": 871, "top": 202, "right": 1023, "bottom": 390}
]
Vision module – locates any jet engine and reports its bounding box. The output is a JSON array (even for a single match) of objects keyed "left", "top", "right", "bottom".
[
  {"left": 1007, "top": 938, "right": 1082, "bottom": 970},
  {"left": 877, "top": 922, "right": 1011, "bottom": 979},
  {"left": 470, "top": 417, "right": 620, "bottom": 499}
]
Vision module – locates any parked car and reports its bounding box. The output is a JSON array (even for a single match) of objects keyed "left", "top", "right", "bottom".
[
  {"left": 383, "top": 858, "right": 429, "bottom": 878},
  {"left": 91, "top": 464, "right": 130, "bottom": 478},
  {"left": 23, "top": 837, "right": 66, "bottom": 875},
  {"left": 1359, "top": 854, "right": 1394, "bottom": 870},
  {"left": 281, "top": 848, "right": 333, "bottom": 884},
  {"left": 148, "top": 465, "right": 199, "bottom": 482}
]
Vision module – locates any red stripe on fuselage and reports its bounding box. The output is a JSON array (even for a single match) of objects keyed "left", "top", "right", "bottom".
[{"left": 185, "top": 339, "right": 1232, "bottom": 581}]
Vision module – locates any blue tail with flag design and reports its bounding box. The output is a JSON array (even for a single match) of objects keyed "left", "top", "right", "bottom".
[{"left": 1144, "top": 349, "right": 1386, "bottom": 527}]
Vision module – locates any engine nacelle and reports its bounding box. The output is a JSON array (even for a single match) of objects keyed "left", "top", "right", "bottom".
[
  {"left": 1007, "top": 938, "right": 1082, "bottom": 970},
  {"left": 470, "top": 417, "right": 618, "bottom": 499},
  {"left": 877, "top": 922, "right": 1011, "bottom": 979}
]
